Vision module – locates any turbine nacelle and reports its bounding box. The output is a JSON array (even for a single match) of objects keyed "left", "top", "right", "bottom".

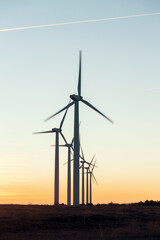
[
  {"left": 70, "top": 94, "right": 83, "bottom": 101},
  {"left": 65, "top": 143, "right": 72, "bottom": 147},
  {"left": 52, "top": 128, "right": 61, "bottom": 132}
]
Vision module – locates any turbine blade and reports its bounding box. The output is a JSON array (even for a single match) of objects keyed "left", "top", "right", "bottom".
[
  {"left": 63, "top": 159, "right": 73, "bottom": 166},
  {"left": 33, "top": 130, "right": 53, "bottom": 134},
  {"left": 79, "top": 152, "right": 84, "bottom": 160},
  {"left": 85, "top": 160, "right": 90, "bottom": 165},
  {"left": 59, "top": 100, "right": 71, "bottom": 129},
  {"left": 92, "top": 173, "right": 98, "bottom": 185},
  {"left": 60, "top": 132, "right": 67, "bottom": 145},
  {"left": 84, "top": 159, "right": 96, "bottom": 167},
  {"left": 45, "top": 101, "right": 74, "bottom": 122},
  {"left": 78, "top": 51, "right": 82, "bottom": 96},
  {"left": 51, "top": 144, "right": 66, "bottom": 147},
  {"left": 71, "top": 136, "right": 74, "bottom": 146},
  {"left": 92, "top": 175, "right": 95, "bottom": 183},
  {"left": 81, "top": 99, "right": 114, "bottom": 123},
  {"left": 89, "top": 154, "right": 95, "bottom": 167},
  {"left": 81, "top": 146, "right": 85, "bottom": 159},
  {"left": 63, "top": 161, "right": 68, "bottom": 165},
  {"left": 92, "top": 160, "right": 96, "bottom": 172}
]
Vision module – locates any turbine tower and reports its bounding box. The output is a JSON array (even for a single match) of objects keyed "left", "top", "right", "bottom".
[
  {"left": 80, "top": 147, "right": 85, "bottom": 205},
  {"left": 45, "top": 51, "right": 113, "bottom": 205},
  {"left": 33, "top": 106, "right": 69, "bottom": 205}
]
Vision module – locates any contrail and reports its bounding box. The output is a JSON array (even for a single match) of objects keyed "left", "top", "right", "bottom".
[{"left": 0, "top": 12, "right": 160, "bottom": 32}]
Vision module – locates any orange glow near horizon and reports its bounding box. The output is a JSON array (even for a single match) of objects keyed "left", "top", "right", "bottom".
[{"left": 0, "top": 177, "right": 160, "bottom": 205}]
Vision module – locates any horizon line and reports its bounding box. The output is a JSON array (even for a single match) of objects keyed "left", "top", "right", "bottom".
[{"left": 0, "top": 12, "right": 160, "bottom": 32}]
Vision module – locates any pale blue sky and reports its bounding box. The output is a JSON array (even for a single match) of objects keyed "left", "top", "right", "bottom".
[{"left": 0, "top": 0, "right": 160, "bottom": 204}]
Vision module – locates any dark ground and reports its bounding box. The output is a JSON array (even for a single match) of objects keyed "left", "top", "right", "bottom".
[{"left": 0, "top": 202, "right": 160, "bottom": 240}]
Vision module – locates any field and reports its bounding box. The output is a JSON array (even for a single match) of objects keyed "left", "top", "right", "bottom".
[{"left": 0, "top": 202, "right": 160, "bottom": 240}]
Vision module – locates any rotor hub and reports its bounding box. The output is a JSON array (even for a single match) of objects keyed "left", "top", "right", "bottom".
[
  {"left": 70, "top": 94, "right": 83, "bottom": 101},
  {"left": 52, "top": 128, "right": 61, "bottom": 132}
]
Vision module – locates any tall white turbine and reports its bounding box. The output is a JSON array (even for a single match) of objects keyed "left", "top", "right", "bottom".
[
  {"left": 45, "top": 51, "right": 113, "bottom": 205},
  {"left": 33, "top": 106, "right": 69, "bottom": 205}
]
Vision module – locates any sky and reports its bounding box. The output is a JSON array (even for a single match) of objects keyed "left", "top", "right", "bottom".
[{"left": 0, "top": 0, "right": 160, "bottom": 204}]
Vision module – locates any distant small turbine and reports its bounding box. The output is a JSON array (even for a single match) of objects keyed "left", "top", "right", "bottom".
[
  {"left": 33, "top": 105, "right": 69, "bottom": 205},
  {"left": 45, "top": 51, "right": 113, "bottom": 205},
  {"left": 89, "top": 161, "right": 98, "bottom": 204},
  {"left": 80, "top": 146, "right": 94, "bottom": 205},
  {"left": 84, "top": 155, "right": 95, "bottom": 204}
]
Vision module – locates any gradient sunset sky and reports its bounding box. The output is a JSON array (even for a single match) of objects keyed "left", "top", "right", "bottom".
[{"left": 0, "top": 0, "right": 160, "bottom": 204}]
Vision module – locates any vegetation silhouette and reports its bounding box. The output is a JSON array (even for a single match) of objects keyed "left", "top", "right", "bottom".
[{"left": 0, "top": 201, "right": 160, "bottom": 239}]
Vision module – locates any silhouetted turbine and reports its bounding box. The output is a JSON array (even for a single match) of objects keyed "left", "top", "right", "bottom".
[
  {"left": 80, "top": 146, "right": 94, "bottom": 204},
  {"left": 84, "top": 155, "right": 95, "bottom": 204},
  {"left": 45, "top": 51, "right": 113, "bottom": 205},
  {"left": 89, "top": 161, "right": 98, "bottom": 204},
  {"left": 80, "top": 146, "right": 85, "bottom": 205},
  {"left": 33, "top": 105, "right": 69, "bottom": 205},
  {"left": 52, "top": 136, "right": 74, "bottom": 206}
]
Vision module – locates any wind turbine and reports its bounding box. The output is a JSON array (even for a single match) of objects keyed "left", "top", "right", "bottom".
[
  {"left": 45, "top": 51, "right": 114, "bottom": 205},
  {"left": 33, "top": 106, "right": 69, "bottom": 205},
  {"left": 89, "top": 161, "right": 98, "bottom": 204},
  {"left": 80, "top": 146, "right": 95, "bottom": 204},
  {"left": 84, "top": 155, "right": 95, "bottom": 204},
  {"left": 52, "top": 136, "right": 74, "bottom": 206}
]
